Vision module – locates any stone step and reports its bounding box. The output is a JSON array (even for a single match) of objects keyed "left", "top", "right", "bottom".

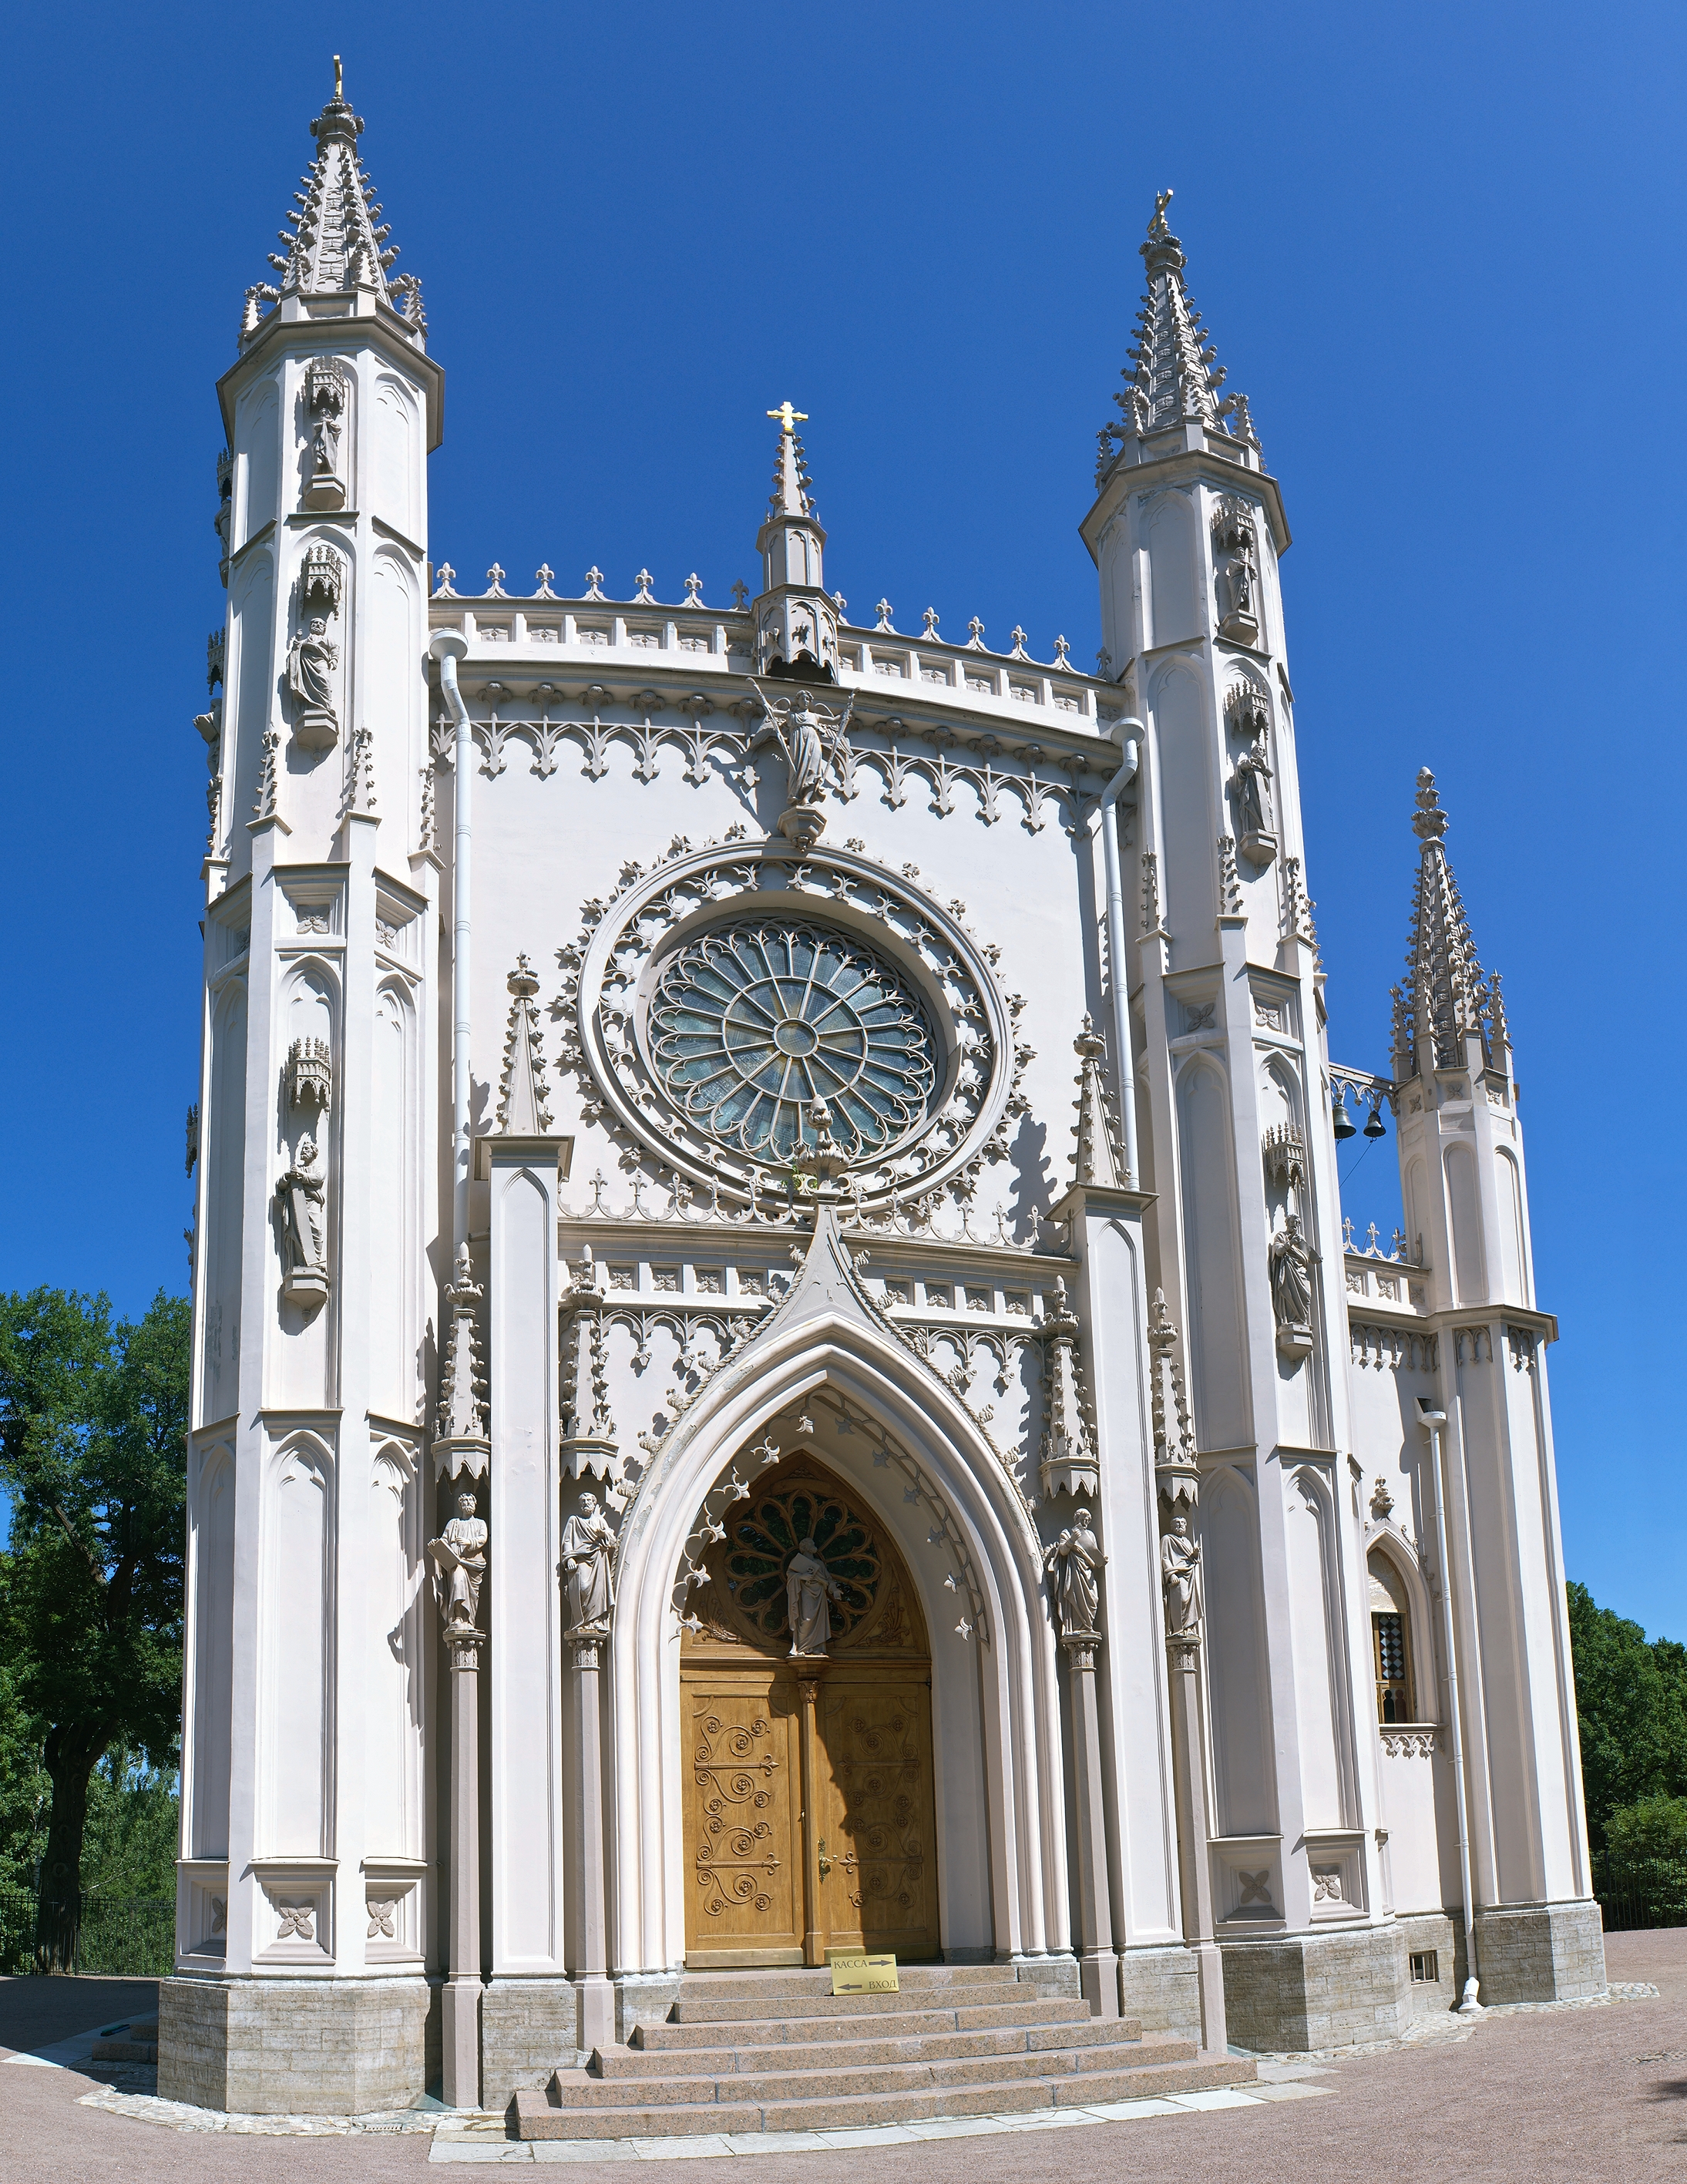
[
  {"left": 514, "top": 2053, "right": 1253, "bottom": 2139},
  {"left": 603, "top": 2016, "right": 1146, "bottom": 2075},
  {"left": 677, "top": 1964, "right": 1011, "bottom": 1999},
  {"left": 556, "top": 2035, "right": 1203, "bottom": 2108},
  {"left": 666, "top": 1987, "right": 1080, "bottom": 2028}
]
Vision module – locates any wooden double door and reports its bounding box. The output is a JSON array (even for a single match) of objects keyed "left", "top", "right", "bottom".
[{"left": 680, "top": 1457, "right": 939, "bottom": 1967}]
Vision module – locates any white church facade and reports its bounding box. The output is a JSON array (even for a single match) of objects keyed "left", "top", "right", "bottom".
[{"left": 163, "top": 76, "right": 1605, "bottom": 2120}]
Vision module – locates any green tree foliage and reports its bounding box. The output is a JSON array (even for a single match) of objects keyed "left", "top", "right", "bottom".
[
  {"left": 1566, "top": 1579, "right": 1687, "bottom": 1857},
  {"left": 0, "top": 1288, "right": 189, "bottom": 1967}
]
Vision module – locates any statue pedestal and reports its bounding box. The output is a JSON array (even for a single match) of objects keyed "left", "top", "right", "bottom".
[
  {"left": 293, "top": 708, "right": 339, "bottom": 751},
  {"left": 776, "top": 805, "right": 826, "bottom": 851},
  {"left": 281, "top": 1268, "right": 330, "bottom": 1312},
  {"left": 1239, "top": 829, "right": 1278, "bottom": 868},
  {"left": 1219, "top": 610, "right": 1259, "bottom": 645},
  {"left": 1275, "top": 1324, "right": 1314, "bottom": 1359},
  {"left": 302, "top": 472, "right": 347, "bottom": 512}
]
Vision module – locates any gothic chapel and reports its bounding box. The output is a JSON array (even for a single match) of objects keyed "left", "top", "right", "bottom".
[{"left": 166, "top": 77, "right": 1604, "bottom": 2123}]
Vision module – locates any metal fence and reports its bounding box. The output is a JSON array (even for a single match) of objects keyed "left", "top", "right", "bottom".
[
  {"left": 0, "top": 1890, "right": 174, "bottom": 1977},
  {"left": 1595, "top": 1856, "right": 1687, "bottom": 1934}
]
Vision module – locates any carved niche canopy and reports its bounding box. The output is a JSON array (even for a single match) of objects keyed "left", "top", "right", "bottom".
[{"left": 683, "top": 1456, "right": 927, "bottom": 1660}]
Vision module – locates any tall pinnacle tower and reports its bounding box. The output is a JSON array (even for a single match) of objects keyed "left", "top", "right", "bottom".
[{"left": 179, "top": 66, "right": 445, "bottom": 2112}]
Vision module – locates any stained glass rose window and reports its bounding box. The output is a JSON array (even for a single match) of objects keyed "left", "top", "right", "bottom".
[{"left": 647, "top": 922, "right": 936, "bottom": 1164}]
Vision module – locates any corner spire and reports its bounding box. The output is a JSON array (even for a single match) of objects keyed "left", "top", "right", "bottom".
[
  {"left": 241, "top": 62, "right": 426, "bottom": 348},
  {"left": 1394, "top": 769, "right": 1507, "bottom": 1080},
  {"left": 1097, "top": 190, "right": 1259, "bottom": 480}
]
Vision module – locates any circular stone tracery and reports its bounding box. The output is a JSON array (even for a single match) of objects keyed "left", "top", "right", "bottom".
[{"left": 648, "top": 922, "right": 937, "bottom": 1163}]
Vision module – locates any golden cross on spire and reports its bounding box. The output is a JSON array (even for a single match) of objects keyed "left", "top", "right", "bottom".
[
  {"left": 767, "top": 402, "right": 808, "bottom": 435},
  {"left": 333, "top": 54, "right": 344, "bottom": 101}
]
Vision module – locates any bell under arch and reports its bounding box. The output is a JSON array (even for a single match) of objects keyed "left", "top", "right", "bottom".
[{"left": 681, "top": 1445, "right": 938, "bottom": 1967}]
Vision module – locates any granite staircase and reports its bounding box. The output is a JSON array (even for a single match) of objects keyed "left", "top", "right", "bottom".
[{"left": 514, "top": 1965, "right": 1252, "bottom": 2139}]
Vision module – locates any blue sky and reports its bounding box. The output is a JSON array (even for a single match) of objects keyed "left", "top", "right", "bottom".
[{"left": 1, "top": 2, "right": 1681, "bottom": 1640}]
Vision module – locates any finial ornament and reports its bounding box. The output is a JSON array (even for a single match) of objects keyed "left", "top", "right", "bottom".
[
  {"left": 333, "top": 54, "right": 343, "bottom": 102},
  {"left": 1412, "top": 766, "right": 1448, "bottom": 842},
  {"left": 767, "top": 401, "right": 808, "bottom": 433}
]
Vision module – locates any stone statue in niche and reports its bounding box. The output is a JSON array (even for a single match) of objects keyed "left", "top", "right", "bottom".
[
  {"left": 1160, "top": 1513, "right": 1204, "bottom": 1638},
  {"left": 785, "top": 1536, "right": 844, "bottom": 1657},
  {"left": 286, "top": 617, "right": 341, "bottom": 751},
  {"left": 302, "top": 358, "right": 348, "bottom": 512},
  {"left": 1211, "top": 496, "right": 1261, "bottom": 645},
  {"left": 1269, "top": 1211, "right": 1316, "bottom": 1356},
  {"left": 560, "top": 1488, "right": 617, "bottom": 1636},
  {"left": 1230, "top": 734, "right": 1276, "bottom": 865},
  {"left": 428, "top": 1490, "right": 489, "bottom": 1633},
  {"left": 1044, "top": 1506, "right": 1105, "bottom": 1640},
  {"left": 274, "top": 1133, "right": 328, "bottom": 1305}
]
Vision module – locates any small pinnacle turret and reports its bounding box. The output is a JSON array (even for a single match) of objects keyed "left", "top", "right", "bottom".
[
  {"left": 753, "top": 402, "right": 838, "bottom": 682},
  {"left": 1097, "top": 190, "right": 1259, "bottom": 481},
  {"left": 1392, "top": 769, "right": 1507, "bottom": 1081},
  {"left": 240, "top": 60, "right": 425, "bottom": 348}
]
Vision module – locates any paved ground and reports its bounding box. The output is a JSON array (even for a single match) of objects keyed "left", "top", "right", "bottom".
[{"left": 2, "top": 1930, "right": 1682, "bottom": 2184}]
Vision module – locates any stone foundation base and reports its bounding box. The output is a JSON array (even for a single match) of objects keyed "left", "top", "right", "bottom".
[
  {"left": 1118, "top": 1944, "right": 1204, "bottom": 2045},
  {"left": 1222, "top": 1924, "right": 1409, "bottom": 2051},
  {"left": 1394, "top": 1911, "right": 1458, "bottom": 2018},
  {"left": 157, "top": 1974, "right": 435, "bottom": 2115},
  {"left": 480, "top": 1978, "right": 583, "bottom": 2110},
  {"left": 1475, "top": 1900, "right": 1606, "bottom": 2003}
]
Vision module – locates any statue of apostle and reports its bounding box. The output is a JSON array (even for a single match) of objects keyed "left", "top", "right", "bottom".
[
  {"left": 560, "top": 1488, "right": 617, "bottom": 1635},
  {"left": 785, "top": 1535, "right": 844, "bottom": 1656},
  {"left": 285, "top": 616, "right": 340, "bottom": 744},
  {"left": 1160, "top": 1513, "right": 1203, "bottom": 1638},
  {"left": 1044, "top": 1507, "right": 1105, "bottom": 1640},
  {"left": 428, "top": 1490, "right": 489, "bottom": 1632},
  {"left": 1269, "top": 1211, "right": 1316, "bottom": 1332},
  {"left": 1230, "top": 734, "right": 1274, "bottom": 843},
  {"left": 274, "top": 1134, "right": 327, "bottom": 1274}
]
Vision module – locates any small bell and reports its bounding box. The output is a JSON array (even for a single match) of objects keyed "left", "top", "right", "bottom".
[
  {"left": 1363, "top": 1094, "right": 1387, "bottom": 1141},
  {"left": 1332, "top": 1087, "right": 1356, "bottom": 1141}
]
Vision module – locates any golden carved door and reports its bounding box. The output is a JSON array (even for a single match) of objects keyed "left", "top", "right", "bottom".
[
  {"left": 680, "top": 1453, "right": 939, "bottom": 1967},
  {"left": 816, "top": 1677, "right": 939, "bottom": 1957},
  {"left": 683, "top": 1671, "right": 804, "bottom": 1966}
]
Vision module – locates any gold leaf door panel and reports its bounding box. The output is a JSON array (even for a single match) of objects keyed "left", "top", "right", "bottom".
[
  {"left": 817, "top": 1678, "right": 939, "bottom": 1959},
  {"left": 684, "top": 1673, "right": 805, "bottom": 1967}
]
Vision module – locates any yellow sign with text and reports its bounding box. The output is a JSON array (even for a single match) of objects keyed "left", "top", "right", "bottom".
[{"left": 828, "top": 1951, "right": 899, "bottom": 1995}]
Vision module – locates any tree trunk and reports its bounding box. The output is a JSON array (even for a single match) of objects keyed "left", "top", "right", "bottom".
[{"left": 35, "top": 1725, "right": 107, "bottom": 1973}]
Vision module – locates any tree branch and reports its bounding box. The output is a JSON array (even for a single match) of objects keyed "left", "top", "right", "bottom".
[{"left": 46, "top": 1500, "right": 106, "bottom": 1591}]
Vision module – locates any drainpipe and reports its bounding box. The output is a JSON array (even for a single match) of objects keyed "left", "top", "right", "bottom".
[
  {"left": 1419, "top": 1396, "right": 1482, "bottom": 2013},
  {"left": 1091, "top": 718, "right": 1143, "bottom": 1188},
  {"left": 431, "top": 630, "right": 472, "bottom": 1255}
]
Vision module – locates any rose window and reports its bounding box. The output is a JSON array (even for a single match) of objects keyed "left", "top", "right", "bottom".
[{"left": 647, "top": 920, "right": 936, "bottom": 1164}]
